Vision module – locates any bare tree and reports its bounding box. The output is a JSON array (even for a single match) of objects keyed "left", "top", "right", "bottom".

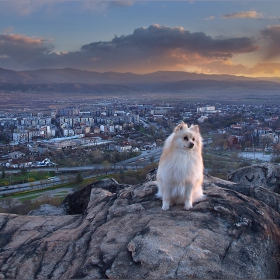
[
  {"left": 102, "top": 160, "right": 111, "bottom": 175},
  {"left": 260, "top": 134, "right": 274, "bottom": 150}
]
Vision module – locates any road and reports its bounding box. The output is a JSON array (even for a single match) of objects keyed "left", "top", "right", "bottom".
[{"left": 0, "top": 176, "right": 75, "bottom": 196}]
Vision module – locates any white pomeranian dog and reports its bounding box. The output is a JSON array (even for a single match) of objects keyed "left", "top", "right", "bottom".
[{"left": 156, "top": 122, "right": 205, "bottom": 210}]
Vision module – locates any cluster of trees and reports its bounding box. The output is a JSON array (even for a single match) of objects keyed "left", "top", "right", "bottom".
[
  {"left": 112, "top": 162, "right": 158, "bottom": 185},
  {"left": 0, "top": 170, "right": 55, "bottom": 186},
  {"left": 138, "top": 124, "right": 168, "bottom": 142},
  {"left": 210, "top": 131, "right": 280, "bottom": 156},
  {"left": 0, "top": 124, "right": 11, "bottom": 143},
  {"left": 46, "top": 148, "right": 141, "bottom": 167},
  {"left": 203, "top": 151, "right": 251, "bottom": 180},
  {"left": 199, "top": 114, "right": 243, "bottom": 133},
  {"left": 271, "top": 143, "right": 280, "bottom": 163}
]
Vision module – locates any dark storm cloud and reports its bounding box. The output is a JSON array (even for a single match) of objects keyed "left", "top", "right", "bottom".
[
  {"left": 0, "top": 34, "right": 52, "bottom": 59},
  {"left": 0, "top": 25, "right": 259, "bottom": 72},
  {"left": 0, "top": 34, "right": 53, "bottom": 69},
  {"left": 260, "top": 25, "right": 280, "bottom": 59},
  {"left": 81, "top": 24, "right": 258, "bottom": 60}
]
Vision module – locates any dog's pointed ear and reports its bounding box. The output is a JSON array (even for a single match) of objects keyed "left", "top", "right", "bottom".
[
  {"left": 174, "top": 122, "right": 187, "bottom": 132},
  {"left": 190, "top": 124, "right": 199, "bottom": 133}
]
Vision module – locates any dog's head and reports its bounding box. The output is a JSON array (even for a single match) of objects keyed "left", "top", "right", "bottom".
[{"left": 173, "top": 122, "right": 202, "bottom": 151}]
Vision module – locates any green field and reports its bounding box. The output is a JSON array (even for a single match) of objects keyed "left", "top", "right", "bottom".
[{"left": 0, "top": 170, "right": 56, "bottom": 186}]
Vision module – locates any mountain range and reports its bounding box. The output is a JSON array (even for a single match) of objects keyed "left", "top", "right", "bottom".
[{"left": 0, "top": 67, "right": 280, "bottom": 99}]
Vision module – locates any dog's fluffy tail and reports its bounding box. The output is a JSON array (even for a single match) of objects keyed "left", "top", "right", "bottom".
[
  {"left": 143, "top": 180, "right": 160, "bottom": 197},
  {"left": 156, "top": 189, "right": 162, "bottom": 198},
  {"left": 154, "top": 181, "right": 162, "bottom": 198},
  {"left": 192, "top": 189, "right": 207, "bottom": 204}
]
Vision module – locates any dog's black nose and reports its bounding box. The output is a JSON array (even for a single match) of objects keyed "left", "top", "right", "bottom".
[{"left": 189, "top": 142, "right": 194, "bottom": 148}]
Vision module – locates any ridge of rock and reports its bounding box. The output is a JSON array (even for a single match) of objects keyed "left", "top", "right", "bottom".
[{"left": 0, "top": 165, "right": 280, "bottom": 279}]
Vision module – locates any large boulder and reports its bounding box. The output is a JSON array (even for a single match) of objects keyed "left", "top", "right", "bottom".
[
  {"left": 0, "top": 168, "right": 280, "bottom": 279},
  {"left": 228, "top": 163, "right": 280, "bottom": 193},
  {"left": 28, "top": 204, "right": 68, "bottom": 216}
]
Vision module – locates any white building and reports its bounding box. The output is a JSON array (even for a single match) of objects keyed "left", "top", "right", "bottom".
[
  {"left": 197, "top": 106, "right": 218, "bottom": 113},
  {"left": 13, "top": 131, "right": 29, "bottom": 143},
  {"left": 118, "top": 145, "right": 132, "bottom": 152},
  {"left": 198, "top": 116, "right": 208, "bottom": 123},
  {"left": 100, "top": 125, "right": 105, "bottom": 132}
]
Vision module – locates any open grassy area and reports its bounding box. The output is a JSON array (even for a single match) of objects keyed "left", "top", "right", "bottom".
[
  {"left": 0, "top": 170, "right": 56, "bottom": 186},
  {"left": 0, "top": 189, "right": 48, "bottom": 200},
  {"left": 19, "top": 194, "right": 42, "bottom": 202},
  {"left": 55, "top": 190, "right": 70, "bottom": 194},
  {"left": 0, "top": 180, "right": 78, "bottom": 201},
  {"left": 0, "top": 163, "right": 159, "bottom": 215},
  {"left": 0, "top": 173, "right": 111, "bottom": 215},
  {"left": 203, "top": 148, "right": 253, "bottom": 180}
]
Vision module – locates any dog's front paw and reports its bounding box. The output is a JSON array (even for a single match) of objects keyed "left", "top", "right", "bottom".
[
  {"left": 184, "top": 202, "right": 193, "bottom": 210},
  {"left": 162, "top": 202, "right": 170, "bottom": 211}
]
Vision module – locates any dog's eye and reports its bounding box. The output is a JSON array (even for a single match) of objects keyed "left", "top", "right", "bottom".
[
  {"left": 184, "top": 136, "right": 189, "bottom": 141},
  {"left": 192, "top": 138, "right": 195, "bottom": 141}
]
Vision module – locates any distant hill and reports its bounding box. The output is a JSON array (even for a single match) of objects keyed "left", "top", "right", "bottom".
[
  {"left": 0, "top": 82, "right": 135, "bottom": 94},
  {"left": 0, "top": 67, "right": 279, "bottom": 102},
  {"left": 0, "top": 67, "right": 268, "bottom": 85},
  {"left": 153, "top": 79, "right": 280, "bottom": 93}
]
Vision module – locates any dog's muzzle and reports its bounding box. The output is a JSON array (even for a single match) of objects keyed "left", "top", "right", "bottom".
[{"left": 189, "top": 142, "right": 194, "bottom": 149}]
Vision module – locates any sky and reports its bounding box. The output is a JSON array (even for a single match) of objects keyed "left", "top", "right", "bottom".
[{"left": 0, "top": 0, "right": 280, "bottom": 77}]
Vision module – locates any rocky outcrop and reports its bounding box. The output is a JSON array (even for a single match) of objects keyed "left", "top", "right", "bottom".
[
  {"left": 28, "top": 204, "right": 68, "bottom": 216},
  {"left": 0, "top": 167, "right": 280, "bottom": 279},
  {"left": 228, "top": 163, "right": 280, "bottom": 193}
]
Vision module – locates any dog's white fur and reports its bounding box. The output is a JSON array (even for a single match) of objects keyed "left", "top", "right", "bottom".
[{"left": 156, "top": 122, "right": 205, "bottom": 210}]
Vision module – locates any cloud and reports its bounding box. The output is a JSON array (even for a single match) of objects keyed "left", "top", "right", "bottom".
[
  {"left": 180, "top": 59, "right": 280, "bottom": 78},
  {"left": 247, "top": 62, "right": 280, "bottom": 76},
  {"left": 222, "top": 11, "right": 263, "bottom": 19},
  {"left": 0, "top": 25, "right": 259, "bottom": 73},
  {"left": 260, "top": 25, "right": 280, "bottom": 59},
  {"left": 205, "top": 16, "right": 215, "bottom": 21},
  {"left": 0, "top": 34, "right": 53, "bottom": 69},
  {"left": 108, "top": 1, "right": 134, "bottom": 8},
  {"left": 0, "top": 1, "right": 50, "bottom": 16},
  {"left": 81, "top": 24, "right": 258, "bottom": 58},
  {"left": 268, "top": 16, "right": 280, "bottom": 20},
  {"left": 181, "top": 59, "right": 248, "bottom": 76},
  {"left": 184, "top": 60, "right": 280, "bottom": 78},
  {"left": 2, "top": 26, "right": 14, "bottom": 34},
  {"left": 0, "top": 0, "right": 135, "bottom": 16},
  {"left": 0, "top": 34, "right": 51, "bottom": 57}
]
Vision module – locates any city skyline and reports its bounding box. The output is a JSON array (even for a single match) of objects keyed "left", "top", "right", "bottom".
[{"left": 0, "top": 0, "right": 280, "bottom": 77}]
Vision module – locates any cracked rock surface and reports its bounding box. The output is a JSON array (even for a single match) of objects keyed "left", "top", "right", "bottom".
[
  {"left": 1, "top": 169, "right": 280, "bottom": 279},
  {"left": 228, "top": 163, "right": 280, "bottom": 193}
]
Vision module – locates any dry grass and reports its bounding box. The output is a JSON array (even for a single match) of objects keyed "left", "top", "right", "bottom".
[{"left": 0, "top": 195, "right": 63, "bottom": 215}]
